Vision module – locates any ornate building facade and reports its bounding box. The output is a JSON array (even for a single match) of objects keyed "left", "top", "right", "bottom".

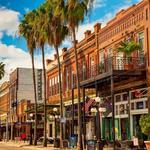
[{"left": 46, "top": 0, "right": 150, "bottom": 141}]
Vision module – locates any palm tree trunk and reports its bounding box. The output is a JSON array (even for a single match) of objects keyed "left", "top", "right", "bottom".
[
  {"left": 72, "top": 28, "right": 82, "bottom": 150},
  {"left": 55, "top": 45, "right": 64, "bottom": 149},
  {"left": 31, "top": 52, "right": 37, "bottom": 146},
  {"left": 149, "top": 0, "right": 150, "bottom": 24},
  {"left": 42, "top": 46, "right": 47, "bottom": 147}
]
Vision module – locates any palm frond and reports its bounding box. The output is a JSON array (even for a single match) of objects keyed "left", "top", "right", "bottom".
[
  {"left": 0, "top": 62, "right": 5, "bottom": 80},
  {"left": 117, "top": 40, "right": 142, "bottom": 56}
]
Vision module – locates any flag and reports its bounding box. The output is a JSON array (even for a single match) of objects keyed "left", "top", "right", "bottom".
[{"left": 84, "top": 98, "right": 95, "bottom": 112}]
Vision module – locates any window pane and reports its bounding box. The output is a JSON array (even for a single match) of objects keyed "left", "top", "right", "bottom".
[
  {"left": 115, "top": 95, "right": 121, "bottom": 102},
  {"left": 123, "top": 93, "right": 128, "bottom": 101}
]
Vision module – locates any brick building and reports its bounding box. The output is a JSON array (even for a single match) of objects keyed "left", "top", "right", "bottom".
[
  {"left": 46, "top": 0, "right": 150, "bottom": 141},
  {"left": 0, "top": 81, "right": 10, "bottom": 139},
  {"left": 9, "top": 68, "right": 44, "bottom": 139}
]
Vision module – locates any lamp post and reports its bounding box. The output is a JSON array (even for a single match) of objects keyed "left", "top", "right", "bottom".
[
  {"left": 90, "top": 97, "right": 106, "bottom": 150},
  {"left": 52, "top": 108, "right": 60, "bottom": 140},
  {"left": 95, "top": 97, "right": 102, "bottom": 150},
  {"left": 49, "top": 114, "right": 60, "bottom": 139},
  {"left": 27, "top": 113, "right": 34, "bottom": 145},
  {"left": 99, "top": 107, "right": 106, "bottom": 140}
]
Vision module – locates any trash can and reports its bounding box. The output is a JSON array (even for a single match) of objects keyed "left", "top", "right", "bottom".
[
  {"left": 87, "top": 140, "right": 97, "bottom": 150},
  {"left": 69, "top": 135, "right": 77, "bottom": 148},
  {"left": 63, "top": 139, "right": 68, "bottom": 148},
  {"left": 54, "top": 138, "right": 60, "bottom": 148}
]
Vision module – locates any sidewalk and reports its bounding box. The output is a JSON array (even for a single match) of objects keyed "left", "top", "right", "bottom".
[{"left": 1, "top": 141, "right": 62, "bottom": 150}]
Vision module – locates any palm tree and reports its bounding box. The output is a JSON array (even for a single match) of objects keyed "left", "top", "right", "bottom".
[
  {"left": 65, "top": 0, "right": 93, "bottom": 149},
  {"left": 19, "top": 10, "right": 38, "bottom": 146},
  {"left": 117, "top": 40, "right": 142, "bottom": 70},
  {"left": 46, "top": 0, "right": 68, "bottom": 148},
  {"left": 0, "top": 62, "right": 5, "bottom": 80},
  {"left": 34, "top": 4, "right": 48, "bottom": 147},
  {"left": 117, "top": 40, "right": 142, "bottom": 57}
]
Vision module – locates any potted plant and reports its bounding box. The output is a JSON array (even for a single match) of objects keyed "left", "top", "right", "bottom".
[
  {"left": 139, "top": 115, "right": 150, "bottom": 150},
  {"left": 117, "top": 40, "right": 142, "bottom": 70},
  {"left": 98, "top": 62, "right": 104, "bottom": 73}
]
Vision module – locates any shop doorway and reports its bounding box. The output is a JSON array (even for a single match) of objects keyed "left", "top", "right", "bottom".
[
  {"left": 120, "top": 118, "right": 128, "bottom": 140},
  {"left": 133, "top": 114, "right": 147, "bottom": 140}
]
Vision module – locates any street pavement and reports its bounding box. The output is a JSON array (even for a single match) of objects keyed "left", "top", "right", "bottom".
[
  {"left": 0, "top": 142, "right": 29, "bottom": 150},
  {"left": 0, "top": 142, "right": 113, "bottom": 150},
  {"left": 0, "top": 141, "right": 60, "bottom": 150}
]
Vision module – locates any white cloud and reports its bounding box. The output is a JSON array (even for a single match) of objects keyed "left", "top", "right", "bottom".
[
  {"left": 0, "top": 43, "right": 43, "bottom": 84},
  {"left": 93, "top": 0, "right": 106, "bottom": 9},
  {"left": 0, "top": 7, "right": 20, "bottom": 37},
  {"left": 0, "top": 42, "right": 67, "bottom": 84}
]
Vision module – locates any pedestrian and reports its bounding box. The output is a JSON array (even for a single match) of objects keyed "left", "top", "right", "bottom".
[{"left": 22, "top": 133, "right": 26, "bottom": 143}]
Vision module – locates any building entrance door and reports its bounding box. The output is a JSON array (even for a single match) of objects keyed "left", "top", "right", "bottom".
[{"left": 121, "top": 118, "right": 128, "bottom": 140}]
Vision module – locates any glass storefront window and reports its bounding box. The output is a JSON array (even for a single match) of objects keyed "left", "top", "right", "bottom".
[{"left": 136, "top": 101, "right": 144, "bottom": 109}]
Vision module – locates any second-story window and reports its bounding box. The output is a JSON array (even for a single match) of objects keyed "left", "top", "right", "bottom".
[
  {"left": 116, "top": 52, "right": 124, "bottom": 70},
  {"left": 57, "top": 75, "right": 59, "bottom": 83},
  {"left": 71, "top": 71, "right": 74, "bottom": 89},
  {"left": 138, "top": 32, "right": 144, "bottom": 57},
  {"left": 52, "top": 77, "right": 54, "bottom": 95},
  {"left": 107, "top": 48, "right": 112, "bottom": 71},
  {"left": 82, "top": 58, "right": 86, "bottom": 80},
  {"left": 57, "top": 75, "right": 59, "bottom": 93},
  {"left": 55, "top": 76, "right": 57, "bottom": 94},
  {"left": 108, "top": 48, "right": 112, "bottom": 58},
  {"left": 99, "top": 50, "right": 105, "bottom": 73},
  {"left": 90, "top": 56, "right": 94, "bottom": 77},
  {"left": 66, "top": 69, "right": 69, "bottom": 91},
  {"left": 99, "top": 50, "right": 104, "bottom": 63},
  {"left": 49, "top": 78, "right": 51, "bottom": 96}
]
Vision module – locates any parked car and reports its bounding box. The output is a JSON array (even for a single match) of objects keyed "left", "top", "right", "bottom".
[{"left": 38, "top": 136, "right": 54, "bottom": 144}]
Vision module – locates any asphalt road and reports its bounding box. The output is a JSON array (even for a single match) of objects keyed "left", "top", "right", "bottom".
[{"left": 0, "top": 143, "right": 29, "bottom": 150}]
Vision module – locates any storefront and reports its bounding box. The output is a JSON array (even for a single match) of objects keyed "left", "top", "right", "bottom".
[
  {"left": 132, "top": 114, "right": 147, "bottom": 140},
  {"left": 102, "top": 117, "right": 130, "bottom": 141}
]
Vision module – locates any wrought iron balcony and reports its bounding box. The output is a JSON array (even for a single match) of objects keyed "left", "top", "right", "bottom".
[{"left": 79, "top": 56, "right": 146, "bottom": 82}]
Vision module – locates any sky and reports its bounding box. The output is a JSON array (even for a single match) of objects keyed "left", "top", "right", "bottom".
[{"left": 0, "top": 0, "right": 141, "bottom": 84}]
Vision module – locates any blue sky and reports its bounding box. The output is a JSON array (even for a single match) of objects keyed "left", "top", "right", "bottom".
[{"left": 0, "top": 0, "right": 141, "bottom": 83}]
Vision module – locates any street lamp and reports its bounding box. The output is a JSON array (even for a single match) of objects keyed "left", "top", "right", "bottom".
[
  {"left": 27, "top": 113, "right": 34, "bottom": 145},
  {"left": 95, "top": 97, "right": 103, "bottom": 150},
  {"left": 51, "top": 108, "right": 59, "bottom": 139},
  {"left": 49, "top": 108, "right": 60, "bottom": 148},
  {"left": 90, "top": 97, "right": 105, "bottom": 150},
  {"left": 99, "top": 107, "right": 106, "bottom": 140}
]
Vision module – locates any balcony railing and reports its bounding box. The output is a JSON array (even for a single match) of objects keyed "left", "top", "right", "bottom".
[{"left": 79, "top": 56, "right": 145, "bottom": 82}]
